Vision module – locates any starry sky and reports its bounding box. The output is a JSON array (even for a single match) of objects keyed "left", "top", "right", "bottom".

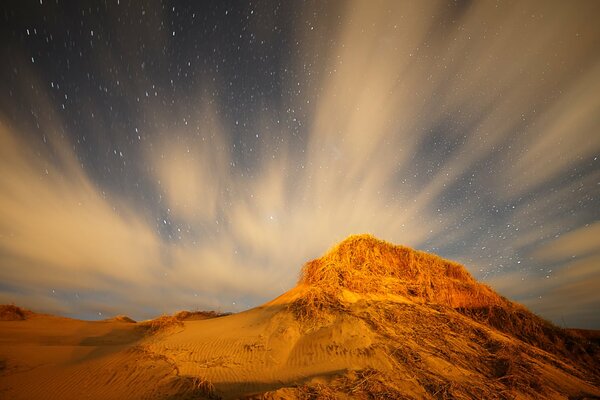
[{"left": 0, "top": 1, "right": 599, "bottom": 328}]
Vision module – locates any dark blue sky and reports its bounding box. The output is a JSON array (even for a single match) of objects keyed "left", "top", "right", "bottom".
[{"left": 1, "top": 0, "right": 599, "bottom": 328}]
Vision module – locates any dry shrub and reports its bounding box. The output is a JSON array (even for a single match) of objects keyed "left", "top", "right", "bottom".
[
  {"left": 338, "top": 369, "right": 409, "bottom": 399},
  {"left": 106, "top": 315, "right": 136, "bottom": 323},
  {"left": 296, "top": 369, "right": 408, "bottom": 400},
  {"left": 138, "top": 315, "right": 183, "bottom": 334},
  {"left": 0, "top": 304, "right": 31, "bottom": 321},
  {"left": 391, "top": 344, "right": 422, "bottom": 367},
  {"left": 458, "top": 304, "right": 599, "bottom": 374},
  {"left": 490, "top": 343, "right": 543, "bottom": 395},
  {"left": 416, "top": 374, "right": 498, "bottom": 400},
  {"left": 417, "top": 371, "right": 516, "bottom": 400},
  {"left": 174, "top": 310, "right": 231, "bottom": 321},
  {"left": 351, "top": 301, "right": 518, "bottom": 398},
  {"left": 296, "top": 383, "right": 337, "bottom": 400},
  {"left": 354, "top": 301, "right": 415, "bottom": 339},
  {"left": 418, "top": 374, "right": 453, "bottom": 399},
  {"left": 344, "top": 368, "right": 383, "bottom": 395},
  {"left": 568, "top": 328, "right": 600, "bottom": 344},
  {"left": 169, "top": 375, "right": 220, "bottom": 400},
  {"left": 288, "top": 286, "right": 346, "bottom": 322},
  {"left": 131, "top": 346, "right": 220, "bottom": 399},
  {"left": 191, "top": 376, "right": 218, "bottom": 399}
]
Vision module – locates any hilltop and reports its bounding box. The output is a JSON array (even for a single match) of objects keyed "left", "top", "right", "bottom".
[
  {"left": 286, "top": 233, "right": 505, "bottom": 312},
  {"left": 0, "top": 304, "right": 33, "bottom": 321},
  {"left": 0, "top": 234, "right": 598, "bottom": 399}
]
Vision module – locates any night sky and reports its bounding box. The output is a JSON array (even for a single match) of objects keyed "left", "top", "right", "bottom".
[{"left": 1, "top": 1, "right": 599, "bottom": 328}]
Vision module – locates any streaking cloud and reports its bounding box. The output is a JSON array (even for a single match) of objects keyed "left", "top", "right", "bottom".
[{"left": 0, "top": 1, "right": 598, "bottom": 327}]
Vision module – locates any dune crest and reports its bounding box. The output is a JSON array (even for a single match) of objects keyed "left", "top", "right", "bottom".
[
  {"left": 1, "top": 235, "right": 599, "bottom": 399},
  {"left": 289, "top": 234, "right": 504, "bottom": 314},
  {"left": 0, "top": 305, "right": 33, "bottom": 321}
]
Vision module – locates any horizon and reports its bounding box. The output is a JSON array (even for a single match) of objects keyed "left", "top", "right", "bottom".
[
  {"left": 0, "top": 1, "right": 599, "bottom": 328},
  {"left": 3, "top": 233, "right": 597, "bottom": 331}
]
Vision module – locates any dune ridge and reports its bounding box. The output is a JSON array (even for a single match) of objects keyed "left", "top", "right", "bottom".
[
  {"left": 288, "top": 234, "right": 505, "bottom": 318},
  {"left": 1, "top": 234, "right": 599, "bottom": 399},
  {"left": 289, "top": 235, "right": 598, "bottom": 373},
  {"left": 0, "top": 304, "right": 33, "bottom": 321}
]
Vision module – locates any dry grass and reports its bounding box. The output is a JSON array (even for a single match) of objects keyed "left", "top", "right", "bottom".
[
  {"left": 339, "top": 368, "right": 407, "bottom": 399},
  {"left": 0, "top": 304, "right": 32, "bottom": 321},
  {"left": 343, "top": 299, "right": 556, "bottom": 399},
  {"left": 190, "top": 376, "right": 218, "bottom": 399},
  {"left": 105, "top": 315, "right": 136, "bottom": 323},
  {"left": 289, "top": 234, "right": 505, "bottom": 321},
  {"left": 289, "top": 235, "right": 598, "bottom": 375},
  {"left": 293, "top": 361, "right": 543, "bottom": 400},
  {"left": 300, "top": 234, "right": 504, "bottom": 307},
  {"left": 296, "top": 383, "right": 338, "bottom": 400},
  {"left": 174, "top": 310, "right": 231, "bottom": 321},
  {"left": 138, "top": 315, "right": 184, "bottom": 334},
  {"left": 288, "top": 286, "right": 346, "bottom": 322},
  {"left": 165, "top": 375, "right": 220, "bottom": 400},
  {"left": 568, "top": 328, "right": 600, "bottom": 342},
  {"left": 138, "top": 310, "right": 229, "bottom": 334},
  {"left": 268, "top": 234, "right": 597, "bottom": 398},
  {"left": 129, "top": 345, "right": 220, "bottom": 399},
  {"left": 139, "top": 234, "right": 596, "bottom": 399},
  {"left": 295, "top": 369, "right": 409, "bottom": 400},
  {"left": 458, "top": 304, "right": 600, "bottom": 376},
  {"left": 489, "top": 342, "right": 544, "bottom": 395}
]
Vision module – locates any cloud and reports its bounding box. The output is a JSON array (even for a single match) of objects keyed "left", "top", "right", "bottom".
[
  {"left": 487, "top": 223, "right": 600, "bottom": 328},
  {"left": 150, "top": 110, "right": 230, "bottom": 224},
  {"left": 0, "top": 120, "right": 163, "bottom": 293},
  {"left": 531, "top": 222, "right": 600, "bottom": 262},
  {"left": 0, "top": 1, "right": 599, "bottom": 326}
]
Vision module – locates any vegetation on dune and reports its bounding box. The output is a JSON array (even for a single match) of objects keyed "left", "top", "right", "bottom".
[
  {"left": 290, "top": 235, "right": 597, "bottom": 361},
  {"left": 294, "top": 369, "right": 408, "bottom": 400},
  {"left": 0, "top": 304, "right": 32, "bottom": 321},
  {"left": 168, "top": 375, "right": 220, "bottom": 400},
  {"left": 285, "top": 234, "right": 600, "bottom": 398},
  {"left": 458, "top": 304, "right": 600, "bottom": 375},
  {"left": 105, "top": 315, "right": 137, "bottom": 323},
  {"left": 174, "top": 310, "right": 231, "bottom": 321},
  {"left": 290, "top": 234, "right": 506, "bottom": 321},
  {"left": 282, "top": 298, "right": 597, "bottom": 399},
  {"left": 138, "top": 315, "right": 183, "bottom": 334},
  {"left": 138, "top": 310, "right": 231, "bottom": 335}
]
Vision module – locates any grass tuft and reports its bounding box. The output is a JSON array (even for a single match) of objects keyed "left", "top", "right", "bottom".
[
  {"left": 174, "top": 310, "right": 231, "bottom": 321},
  {"left": 0, "top": 304, "right": 31, "bottom": 321},
  {"left": 289, "top": 234, "right": 505, "bottom": 321},
  {"left": 138, "top": 315, "right": 183, "bottom": 334}
]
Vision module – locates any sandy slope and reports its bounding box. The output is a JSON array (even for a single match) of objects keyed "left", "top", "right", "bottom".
[
  {"left": 1, "top": 295, "right": 598, "bottom": 399},
  {"left": 0, "top": 313, "right": 162, "bottom": 400},
  {"left": 145, "top": 287, "right": 600, "bottom": 399},
  {"left": 1, "top": 235, "right": 599, "bottom": 399},
  {"left": 143, "top": 292, "right": 392, "bottom": 399}
]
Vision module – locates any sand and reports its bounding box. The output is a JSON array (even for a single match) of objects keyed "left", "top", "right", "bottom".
[{"left": 1, "top": 295, "right": 598, "bottom": 399}]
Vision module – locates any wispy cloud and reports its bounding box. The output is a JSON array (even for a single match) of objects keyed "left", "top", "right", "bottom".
[
  {"left": 0, "top": 121, "right": 163, "bottom": 295},
  {"left": 488, "top": 225, "right": 600, "bottom": 329},
  {"left": 0, "top": 1, "right": 598, "bottom": 325}
]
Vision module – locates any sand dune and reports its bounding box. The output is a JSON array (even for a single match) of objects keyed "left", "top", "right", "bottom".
[{"left": 1, "top": 235, "right": 599, "bottom": 399}]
